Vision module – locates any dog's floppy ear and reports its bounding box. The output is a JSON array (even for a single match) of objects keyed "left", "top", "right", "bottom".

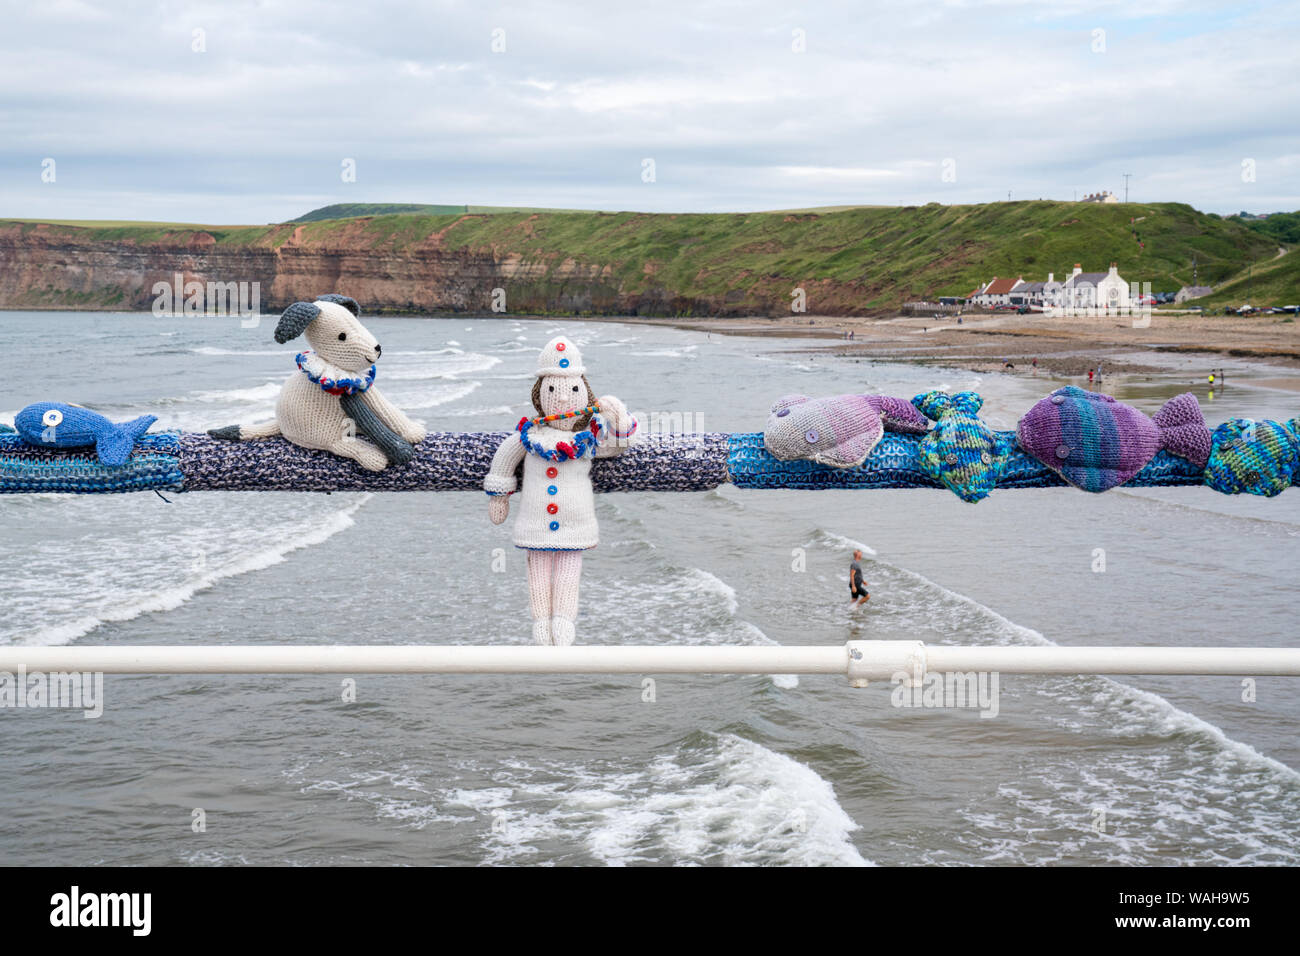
[
  {"left": 316, "top": 293, "right": 360, "bottom": 317},
  {"left": 274, "top": 301, "right": 321, "bottom": 344}
]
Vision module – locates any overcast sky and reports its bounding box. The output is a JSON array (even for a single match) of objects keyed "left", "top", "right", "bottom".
[{"left": 1, "top": 0, "right": 1295, "bottom": 223}]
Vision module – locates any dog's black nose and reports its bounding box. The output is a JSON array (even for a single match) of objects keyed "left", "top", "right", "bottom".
[{"left": 374, "top": 344, "right": 382, "bottom": 357}]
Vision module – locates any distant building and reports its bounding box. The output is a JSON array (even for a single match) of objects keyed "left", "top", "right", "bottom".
[
  {"left": 1042, "top": 272, "right": 1063, "bottom": 308},
  {"left": 971, "top": 276, "right": 1024, "bottom": 307},
  {"left": 1059, "top": 263, "right": 1130, "bottom": 309},
  {"left": 1080, "top": 191, "right": 1119, "bottom": 203},
  {"left": 1175, "top": 285, "right": 1213, "bottom": 303},
  {"left": 1010, "top": 281, "right": 1045, "bottom": 306}
]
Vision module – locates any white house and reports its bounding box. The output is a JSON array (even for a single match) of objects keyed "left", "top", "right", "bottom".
[
  {"left": 971, "top": 276, "right": 1024, "bottom": 307},
  {"left": 1175, "top": 285, "right": 1213, "bottom": 303},
  {"left": 1059, "top": 263, "right": 1130, "bottom": 310},
  {"left": 1042, "top": 272, "right": 1063, "bottom": 308}
]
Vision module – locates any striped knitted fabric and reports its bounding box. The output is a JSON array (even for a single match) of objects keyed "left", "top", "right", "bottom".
[
  {"left": 911, "top": 391, "right": 1011, "bottom": 503},
  {"left": 0, "top": 433, "right": 182, "bottom": 494},
  {"left": 1203, "top": 418, "right": 1300, "bottom": 497},
  {"left": 1017, "top": 387, "right": 1212, "bottom": 492}
]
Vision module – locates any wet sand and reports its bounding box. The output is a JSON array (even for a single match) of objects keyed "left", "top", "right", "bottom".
[{"left": 608, "top": 311, "right": 1300, "bottom": 380}]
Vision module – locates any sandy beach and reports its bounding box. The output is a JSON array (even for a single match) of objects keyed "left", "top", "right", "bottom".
[{"left": 606, "top": 311, "right": 1300, "bottom": 388}]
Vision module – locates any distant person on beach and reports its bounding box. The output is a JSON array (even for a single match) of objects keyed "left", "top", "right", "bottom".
[
  {"left": 1088, "top": 368, "right": 1094, "bottom": 385},
  {"left": 1208, "top": 371, "right": 1215, "bottom": 388},
  {"left": 849, "top": 550, "right": 869, "bottom": 606}
]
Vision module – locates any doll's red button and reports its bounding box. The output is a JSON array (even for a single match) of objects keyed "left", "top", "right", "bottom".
[
  {"left": 547, "top": 503, "right": 558, "bottom": 514},
  {"left": 546, "top": 467, "right": 558, "bottom": 478},
  {"left": 556, "top": 342, "right": 566, "bottom": 351}
]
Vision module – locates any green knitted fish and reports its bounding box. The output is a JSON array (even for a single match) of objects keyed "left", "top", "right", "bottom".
[
  {"left": 1203, "top": 417, "right": 1300, "bottom": 497},
  {"left": 912, "top": 390, "right": 1013, "bottom": 503}
]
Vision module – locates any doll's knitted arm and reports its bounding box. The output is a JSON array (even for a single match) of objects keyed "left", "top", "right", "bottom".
[
  {"left": 484, "top": 432, "right": 525, "bottom": 495},
  {"left": 595, "top": 394, "right": 637, "bottom": 458}
]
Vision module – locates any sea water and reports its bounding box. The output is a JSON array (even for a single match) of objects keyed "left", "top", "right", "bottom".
[{"left": 0, "top": 310, "right": 1297, "bottom": 865}]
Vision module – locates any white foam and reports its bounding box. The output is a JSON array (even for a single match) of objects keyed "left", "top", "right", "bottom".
[
  {"left": 191, "top": 346, "right": 289, "bottom": 356},
  {"left": 191, "top": 382, "right": 282, "bottom": 404},
  {"left": 682, "top": 567, "right": 739, "bottom": 616},
  {"left": 9, "top": 496, "right": 370, "bottom": 647},
  {"left": 876, "top": 557, "right": 1300, "bottom": 791},
  {"left": 382, "top": 353, "right": 501, "bottom": 380},
  {"left": 386, "top": 381, "right": 480, "bottom": 410},
  {"left": 811, "top": 529, "right": 878, "bottom": 557},
  {"left": 289, "top": 733, "right": 869, "bottom": 865}
]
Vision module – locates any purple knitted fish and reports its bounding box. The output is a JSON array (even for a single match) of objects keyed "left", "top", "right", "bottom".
[
  {"left": 764, "top": 394, "right": 927, "bottom": 468},
  {"left": 1017, "top": 387, "right": 1211, "bottom": 492}
]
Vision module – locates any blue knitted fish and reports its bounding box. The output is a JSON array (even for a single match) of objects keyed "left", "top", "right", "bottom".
[
  {"left": 1203, "top": 417, "right": 1300, "bottom": 497},
  {"left": 14, "top": 402, "right": 157, "bottom": 466},
  {"left": 912, "top": 390, "right": 1013, "bottom": 503}
]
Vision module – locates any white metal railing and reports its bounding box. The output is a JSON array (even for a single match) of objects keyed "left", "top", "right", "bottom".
[{"left": 3, "top": 642, "right": 1299, "bottom": 685}]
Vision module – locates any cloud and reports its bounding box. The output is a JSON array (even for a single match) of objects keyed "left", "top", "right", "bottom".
[{"left": 0, "top": 0, "right": 1295, "bottom": 221}]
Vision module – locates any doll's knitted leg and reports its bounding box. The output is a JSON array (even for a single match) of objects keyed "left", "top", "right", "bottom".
[
  {"left": 550, "top": 552, "right": 583, "bottom": 647},
  {"left": 526, "top": 550, "right": 555, "bottom": 645}
]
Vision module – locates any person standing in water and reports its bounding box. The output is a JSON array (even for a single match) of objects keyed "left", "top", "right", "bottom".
[{"left": 849, "top": 550, "right": 870, "bottom": 607}]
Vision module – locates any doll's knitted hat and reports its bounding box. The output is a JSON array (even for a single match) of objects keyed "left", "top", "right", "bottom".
[{"left": 536, "top": 336, "right": 585, "bottom": 378}]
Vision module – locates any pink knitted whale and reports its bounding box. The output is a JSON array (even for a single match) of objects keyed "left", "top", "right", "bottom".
[{"left": 764, "top": 394, "right": 928, "bottom": 468}]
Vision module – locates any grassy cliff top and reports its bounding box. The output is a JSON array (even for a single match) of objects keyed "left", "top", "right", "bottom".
[{"left": 2, "top": 201, "right": 1289, "bottom": 302}]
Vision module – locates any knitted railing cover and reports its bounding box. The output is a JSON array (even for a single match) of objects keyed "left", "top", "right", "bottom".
[
  {"left": 727, "top": 432, "right": 1205, "bottom": 490},
  {"left": 0, "top": 429, "right": 1250, "bottom": 495},
  {"left": 178, "top": 431, "right": 732, "bottom": 493},
  {"left": 0, "top": 433, "right": 183, "bottom": 494}
]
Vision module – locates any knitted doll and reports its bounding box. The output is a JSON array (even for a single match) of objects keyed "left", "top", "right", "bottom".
[{"left": 484, "top": 337, "right": 637, "bottom": 646}]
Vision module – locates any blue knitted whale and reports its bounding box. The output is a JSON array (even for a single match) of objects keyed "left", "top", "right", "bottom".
[{"left": 14, "top": 402, "right": 156, "bottom": 466}]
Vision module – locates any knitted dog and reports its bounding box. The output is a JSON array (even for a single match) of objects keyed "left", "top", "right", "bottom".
[
  {"left": 208, "top": 294, "right": 426, "bottom": 471},
  {"left": 483, "top": 336, "right": 636, "bottom": 646}
]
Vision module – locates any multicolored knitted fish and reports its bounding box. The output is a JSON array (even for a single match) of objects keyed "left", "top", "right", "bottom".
[
  {"left": 764, "top": 394, "right": 928, "bottom": 469},
  {"left": 1017, "top": 387, "right": 1212, "bottom": 492},
  {"left": 1203, "top": 417, "right": 1300, "bottom": 497},
  {"left": 912, "top": 390, "right": 1013, "bottom": 502}
]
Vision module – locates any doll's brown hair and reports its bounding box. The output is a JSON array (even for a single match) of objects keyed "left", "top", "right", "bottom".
[{"left": 531, "top": 375, "right": 598, "bottom": 430}]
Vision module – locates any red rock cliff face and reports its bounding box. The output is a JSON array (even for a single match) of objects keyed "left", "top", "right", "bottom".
[
  {"left": 0, "top": 225, "right": 279, "bottom": 311},
  {"left": 0, "top": 222, "right": 751, "bottom": 316}
]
